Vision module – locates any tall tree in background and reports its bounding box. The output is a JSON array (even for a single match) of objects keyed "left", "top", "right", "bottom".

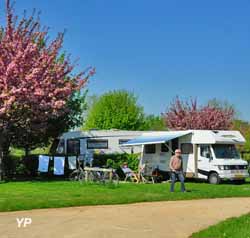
[
  {"left": 233, "top": 120, "right": 250, "bottom": 158},
  {"left": 142, "top": 115, "right": 166, "bottom": 131},
  {"left": 164, "top": 97, "right": 235, "bottom": 130},
  {"left": 0, "top": 0, "right": 94, "bottom": 179},
  {"left": 84, "top": 90, "right": 145, "bottom": 130}
]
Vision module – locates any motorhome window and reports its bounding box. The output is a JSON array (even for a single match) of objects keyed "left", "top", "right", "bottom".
[
  {"left": 145, "top": 144, "right": 156, "bottom": 154},
  {"left": 181, "top": 143, "right": 193, "bottom": 154},
  {"left": 87, "top": 139, "right": 108, "bottom": 149},
  {"left": 50, "top": 139, "right": 60, "bottom": 154},
  {"left": 118, "top": 139, "right": 130, "bottom": 145},
  {"left": 67, "top": 139, "right": 80, "bottom": 155},
  {"left": 200, "top": 145, "right": 212, "bottom": 158},
  {"left": 212, "top": 144, "right": 240, "bottom": 159},
  {"left": 57, "top": 139, "right": 65, "bottom": 154},
  {"left": 161, "top": 143, "right": 169, "bottom": 152}
]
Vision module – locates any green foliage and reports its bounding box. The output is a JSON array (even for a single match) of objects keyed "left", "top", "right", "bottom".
[
  {"left": 5, "top": 147, "right": 50, "bottom": 178},
  {"left": 141, "top": 114, "right": 166, "bottom": 131},
  {"left": 93, "top": 153, "right": 139, "bottom": 171},
  {"left": 45, "top": 90, "right": 88, "bottom": 142},
  {"left": 3, "top": 154, "right": 20, "bottom": 178},
  {"left": 84, "top": 90, "right": 145, "bottom": 130},
  {"left": 233, "top": 120, "right": 250, "bottom": 161},
  {"left": 15, "top": 163, "right": 28, "bottom": 175},
  {"left": 10, "top": 147, "right": 49, "bottom": 157},
  {"left": 9, "top": 147, "right": 25, "bottom": 157},
  {"left": 12, "top": 90, "right": 88, "bottom": 154},
  {"left": 191, "top": 213, "right": 250, "bottom": 238}
]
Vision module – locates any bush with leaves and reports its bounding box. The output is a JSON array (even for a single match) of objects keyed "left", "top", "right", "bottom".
[{"left": 93, "top": 153, "right": 139, "bottom": 171}]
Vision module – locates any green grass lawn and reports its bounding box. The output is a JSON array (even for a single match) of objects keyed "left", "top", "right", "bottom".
[
  {"left": 191, "top": 213, "right": 250, "bottom": 238},
  {"left": 1, "top": 181, "right": 250, "bottom": 212}
]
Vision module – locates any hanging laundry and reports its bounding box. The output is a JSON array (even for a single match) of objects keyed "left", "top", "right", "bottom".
[
  {"left": 54, "top": 157, "right": 65, "bottom": 175},
  {"left": 38, "top": 155, "right": 50, "bottom": 172},
  {"left": 68, "top": 156, "right": 77, "bottom": 170}
]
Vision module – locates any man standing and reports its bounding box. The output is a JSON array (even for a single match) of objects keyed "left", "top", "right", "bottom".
[{"left": 169, "top": 149, "right": 186, "bottom": 192}]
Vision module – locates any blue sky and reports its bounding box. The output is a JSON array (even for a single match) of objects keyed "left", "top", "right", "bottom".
[{"left": 2, "top": 0, "right": 250, "bottom": 120}]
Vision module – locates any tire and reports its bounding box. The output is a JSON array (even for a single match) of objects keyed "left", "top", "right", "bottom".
[
  {"left": 69, "top": 171, "right": 79, "bottom": 181},
  {"left": 78, "top": 171, "right": 86, "bottom": 183},
  {"left": 208, "top": 172, "right": 221, "bottom": 184},
  {"left": 102, "top": 172, "right": 119, "bottom": 185}
]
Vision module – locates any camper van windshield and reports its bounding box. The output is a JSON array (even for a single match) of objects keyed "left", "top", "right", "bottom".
[{"left": 212, "top": 144, "right": 240, "bottom": 159}]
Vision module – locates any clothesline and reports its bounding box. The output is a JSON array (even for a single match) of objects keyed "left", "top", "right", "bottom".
[{"left": 38, "top": 155, "right": 78, "bottom": 175}]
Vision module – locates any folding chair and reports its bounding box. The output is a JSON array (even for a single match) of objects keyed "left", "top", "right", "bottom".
[
  {"left": 138, "top": 163, "right": 155, "bottom": 184},
  {"left": 121, "top": 167, "right": 139, "bottom": 183}
]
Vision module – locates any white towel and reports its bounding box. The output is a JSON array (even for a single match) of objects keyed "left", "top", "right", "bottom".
[
  {"left": 68, "top": 156, "right": 77, "bottom": 170},
  {"left": 54, "top": 157, "right": 65, "bottom": 175},
  {"left": 38, "top": 155, "right": 50, "bottom": 172}
]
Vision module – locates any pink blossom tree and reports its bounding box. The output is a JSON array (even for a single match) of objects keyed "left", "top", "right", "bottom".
[
  {"left": 163, "top": 97, "right": 235, "bottom": 130},
  {"left": 0, "top": 0, "right": 94, "bottom": 179}
]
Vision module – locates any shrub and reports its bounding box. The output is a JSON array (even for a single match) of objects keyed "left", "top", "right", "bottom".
[{"left": 93, "top": 153, "right": 140, "bottom": 171}]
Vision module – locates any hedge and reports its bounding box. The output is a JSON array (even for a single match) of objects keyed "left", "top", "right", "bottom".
[{"left": 2, "top": 153, "right": 140, "bottom": 180}]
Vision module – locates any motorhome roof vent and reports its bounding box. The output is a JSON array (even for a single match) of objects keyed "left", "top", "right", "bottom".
[{"left": 212, "top": 130, "right": 219, "bottom": 134}]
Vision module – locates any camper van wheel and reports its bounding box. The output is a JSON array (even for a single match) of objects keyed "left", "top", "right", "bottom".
[
  {"left": 208, "top": 172, "right": 221, "bottom": 185},
  {"left": 69, "top": 171, "right": 79, "bottom": 181}
]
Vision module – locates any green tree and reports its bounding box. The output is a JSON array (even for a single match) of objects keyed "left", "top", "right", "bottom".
[
  {"left": 13, "top": 90, "right": 88, "bottom": 157},
  {"left": 84, "top": 90, "right": 145, "bottom": 130},
  {"left": 141, "top": 115, "right": 166, "bottom": 131},
  {"left": 233, "top": 120, "right": 250, "bottom": 159}
]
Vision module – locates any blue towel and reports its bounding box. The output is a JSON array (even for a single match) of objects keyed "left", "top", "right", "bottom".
[
  {"left": 54, "top": 157, "right": 65, "bottom": 175},
  {"left": 38, "top": 155, "right": 50, "bottom": 172}
]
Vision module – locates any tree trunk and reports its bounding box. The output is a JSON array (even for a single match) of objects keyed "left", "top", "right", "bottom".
[
  {"left": 0, "top": 143, "right": 4, "bottom": 181},
  {"left": 0, "top": 135, "right": 10, "bottom": 181}
]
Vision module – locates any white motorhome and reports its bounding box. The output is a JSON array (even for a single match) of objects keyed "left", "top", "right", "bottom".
[
  {"left": 121, "top": 130, "right": 249, "bottom": 184},
  {"left": 50, "top": 129, "right": 143, "bottom": 156}
]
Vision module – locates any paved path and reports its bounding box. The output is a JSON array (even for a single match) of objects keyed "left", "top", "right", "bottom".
[{"left": 1, "top": 197, "right": 250, "bottom": 238}]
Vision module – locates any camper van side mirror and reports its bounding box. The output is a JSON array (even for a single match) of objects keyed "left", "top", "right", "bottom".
[{"left": 206, "top": 152, "right": 212, "bottom": 159}]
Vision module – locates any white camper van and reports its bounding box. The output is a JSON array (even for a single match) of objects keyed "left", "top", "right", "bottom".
[
  {"left": 50, "top": 129, "right": 143, "bottom": 156},
  {"left": 121, "top": 130, "right": 249, "bottom": 184}
]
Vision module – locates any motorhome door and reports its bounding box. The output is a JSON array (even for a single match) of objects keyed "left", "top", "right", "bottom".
[{"left": 198, "top": 144, "right": 213, "bottom": 179}]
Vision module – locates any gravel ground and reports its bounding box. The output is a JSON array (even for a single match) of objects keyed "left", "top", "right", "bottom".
[{"left": 1, "top": 197, "right": 250, "bottom": 238}]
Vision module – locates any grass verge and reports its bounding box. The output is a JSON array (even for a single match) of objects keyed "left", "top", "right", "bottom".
[
  {"left": 1, "top": 181, "right": 250, "bottom": 212},
  {"left": 191, "top": 213, "right": 250, "bottom": 238}
]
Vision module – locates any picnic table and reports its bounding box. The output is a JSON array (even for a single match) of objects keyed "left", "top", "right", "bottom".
[{"left": 84, "top": 167, "right": 114, "bottom": 182}]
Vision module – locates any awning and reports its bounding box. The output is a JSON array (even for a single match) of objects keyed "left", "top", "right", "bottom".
[{"left": 121, "top": 131, "right": 191, "bottom": 146}]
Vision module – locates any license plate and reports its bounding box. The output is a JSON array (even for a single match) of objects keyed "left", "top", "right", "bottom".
[
  {"left": 232, "top": 170, "right": 241, "bottom": 174},
  {"left": 235, "top": 174, "right": 243, "bottom": 178}
]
